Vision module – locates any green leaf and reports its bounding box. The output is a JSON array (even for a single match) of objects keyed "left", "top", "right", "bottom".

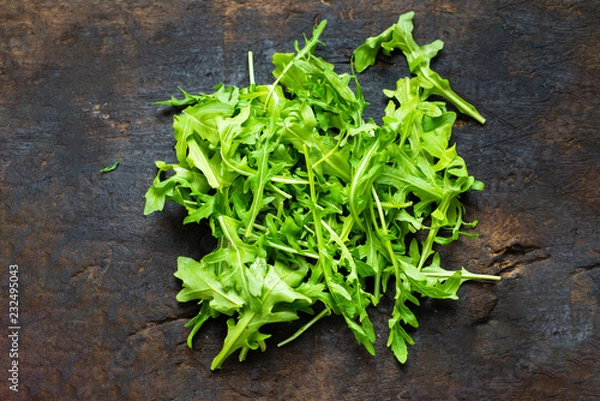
[
  {"left": 155, "top": 87, "right": 207, "bottom": 107},
  {"left": 99, "top": 159, "right": 119, "bottom": 173},
  {"left": 210, "top": 258, "right": 314, "bottom": 369},
  {"left": 174, "top": 256, "right": 244, "bottom": 315},
  {"left": 353, "top": 25, "right": 395, "bottom": 73},
  {"left": 184, "top": 301, "right": 217, "bottom": 348},
  {"left": 353, "top": 11, "right": 485, "bottom": 123}
]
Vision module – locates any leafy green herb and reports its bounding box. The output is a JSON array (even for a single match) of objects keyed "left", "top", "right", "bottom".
[
  {"left": 353, "top": 11, "right": 486, "bottom": 124},
  {"left": 100, "top": 159, "right": 119, "bottom": 173},
  {"left": 145, "top": 11, "right": 498, "bottom": 370}
]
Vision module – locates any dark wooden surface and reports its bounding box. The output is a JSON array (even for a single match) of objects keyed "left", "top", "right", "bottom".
[{"left": 1, "top": 1, "right": 599, "bottom": 400}]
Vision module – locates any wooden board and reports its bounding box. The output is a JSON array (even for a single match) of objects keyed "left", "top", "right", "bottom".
[{"left": 1, "top": 1, "right": 598, "bottom": 399}]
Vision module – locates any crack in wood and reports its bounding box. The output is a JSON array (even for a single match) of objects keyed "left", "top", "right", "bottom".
[
  {"left": 570, "top": 263, "right": 600, "bottom": 277},
  {"left": 489, "top": 242, "right": 551, "bottom": 276},
  {"left": 127, "top": 317, "right": 189, "bottom": 340}
]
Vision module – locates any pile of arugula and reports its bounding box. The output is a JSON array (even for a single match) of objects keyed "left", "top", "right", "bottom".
[{"left": 144, "top": 11, "right": 498, "bottom": 370}]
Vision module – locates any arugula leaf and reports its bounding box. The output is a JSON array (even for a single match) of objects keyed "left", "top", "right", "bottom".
[
  {"left": 145, "top": 11, "right": 498, "bottom": 370},
  {"left": 353, "top": 12, "right": 486, "bottom": 124},
  {"left": 175, "top": 256, "right": 244, "bottom": 314},
  {"left": 99, "top": 159, "right": 119, "bottom": 173}
]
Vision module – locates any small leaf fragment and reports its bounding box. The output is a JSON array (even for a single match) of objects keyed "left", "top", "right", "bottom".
[{"left": 99, "top": 159, "right": 119, "bottom": 173}]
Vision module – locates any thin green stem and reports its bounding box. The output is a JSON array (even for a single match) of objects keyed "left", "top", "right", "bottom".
[
  {"left": 371, "top": 186, "right": 402, "bottom": 297},
  {"left": 304, "top": 145, "right": 324, "bottom": 243},
  {"left": 270, "top": 176, "right": 310, "bottom": 185},
  {"left": 266, "top": 20, "right": 327, "bottom": 107},
  {"left": 248, "top": 51, "right": 255, "bottom": 86},
  {"left": 277, "top": 307, "right": 331, "bottom": 347},
  {"left": 263, "top": 239, "right": 319, "bottom": 260},
  {"left": 366, "top": 210, "right": 381, "bottom": 304},
  {"left": 422, "top": 270, "right": 500, "bottom": 281}
]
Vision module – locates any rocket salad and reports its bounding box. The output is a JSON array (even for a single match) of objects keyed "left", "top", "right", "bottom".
[{"left": 144, "top": 11, "right": 498, "bottom": 370}]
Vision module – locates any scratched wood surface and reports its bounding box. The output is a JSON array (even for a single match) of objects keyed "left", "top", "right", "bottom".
[{"left": 1, "top": 1, "right": 599, "bottom": 400}]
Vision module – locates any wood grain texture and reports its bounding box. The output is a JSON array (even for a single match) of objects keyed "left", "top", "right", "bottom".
[{"left": 1, "top": 0, "right": 598, "bottom": 400}]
